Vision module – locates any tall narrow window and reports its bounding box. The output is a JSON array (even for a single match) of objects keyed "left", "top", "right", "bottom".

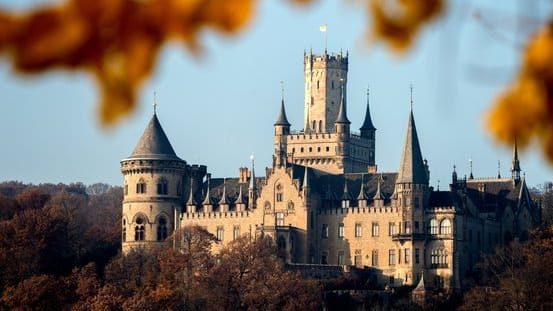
[
  {"left": 430, "top": 219, "right": 438, "bottom": 235},
  {"left": 354, "top": 250, "right": 362, "bottom": 267},
  {"left": 312, "top": 120, "right": 316, "bottom": 131},
  {"left": 276, "top": 212, "right": 284, "bottom": 226},
  {"left": 233, "top": 226, "right": 240, "bottom": 240},
  {"left": 337, "top": 251, "right": 344, "bottom": 265},
  {"left": 415, "top": 248, "right": 420, "bottom": 264},
  {"left": 338, "top": 223, "right": 344, "bottom": 239},
  {"left": 216, "top": 226, "right": 224, "bottom": 241},
  {"left": 389, "top": 249, "right": 396, "bottom": 266},
  {"left": 318, "top": 120, "right": 322, "bottom": 132},
  {"left": 317, "top": 80, "right": 320, "bottom": 89},
  {"left": 134, "top": 217, "right": 145, "bottom": 241},
  {"left": 355, "top": 223, "right": 362, "bottom": 237},
  {"left": 389, "top": 222, "right": 395, "bottom": 236},
  {"left": 122, "top": 219, "right": 126, "bottom": 242},
  {"left": 371, "top": 250, "right": 378, "bottom": 266},
  {"left": 405, "top": 248, "right": 410, "bottom": 264},
  {"left": 157, "top": 178, "right": 168, "bottom": 195},
  {"left": 331, "top": 80, "right": 335, "bottom": 89},
  {"left": 157, "top": 218, "right": 167, "bottom": 241},
  {"left": 372, "top": 222, "right": 379, "bottom": 237},
  {"left": 321, "top": 251, "right": 328, "bottom": 264},
  {"left": 322, "top": 224, "right": 329, "bottom": 238},
  {"left": 136, "top": 179, "right": 146, "bottom": 194}
]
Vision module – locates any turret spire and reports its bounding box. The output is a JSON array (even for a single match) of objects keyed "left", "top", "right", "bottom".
[
  {"left": 302, "top": 166, "right": 310, "bottom": 190},
  {"left": 396, "top": 106, "right": 427, "bottom": 184},
  {"left": 511, "top": 137, "right": 521, "bottom": 182},
  {"left": 202, "top": 177, "right": 214, "bottom": 205},
  {"left": 274, "top": 91, "right": 291, "bottom": 127},
  {"left": 335, "top": 79, "right": 351, "bottom": 124},
  {"left": 235, "top": 184, "right": 245, "bottom": 204},
  {"left": 186, "top": 178, "right": 198, "bottom": 206},
  {"left": 373, "top": 174, "right": 385, "bottom": 200},
  {"left": 357, "top": 174, "right": 367, "bottom": 200},
  {"left": 360, "top": 85, "right": 376, "bottom": 132},
  {"left": 219, "top": 178, "right": 228, "bottom": 205},
  {"left": 249, "top": 154, "right": 256, "bottom": 190}
]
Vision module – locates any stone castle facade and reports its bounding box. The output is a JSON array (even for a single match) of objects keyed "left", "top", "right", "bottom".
[{"left": 121, "top": 50, "right": 540, "bottom": 289}]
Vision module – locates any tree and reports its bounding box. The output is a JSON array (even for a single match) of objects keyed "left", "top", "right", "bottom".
[{"left": 207, "top": 235, "right": 321, "bottom": 311}]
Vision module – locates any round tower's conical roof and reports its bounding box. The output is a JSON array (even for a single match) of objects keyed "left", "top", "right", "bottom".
[{"left": 125, "top": 113, "right": 183, "bottom": 161}]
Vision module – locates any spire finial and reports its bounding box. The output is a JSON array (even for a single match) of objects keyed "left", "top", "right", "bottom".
[
  {"left": 280, "top": 80, "right": 284, "bottom": 103},
  {"left": 469, "top": 158, "right": 474, "bottom": 179},
  {"left": 153, "top": 91, "right": 157, "bottom": 115},
  {"left": 409, "top": 84, "right": 413, "bottom": 111},
  {"left": 498, "top": 160, "right": 501, "bottom": 178}
]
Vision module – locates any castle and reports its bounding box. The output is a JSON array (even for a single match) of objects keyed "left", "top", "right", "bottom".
[{"left": 121, "top": 50, "right": 539, "bottom": 289}]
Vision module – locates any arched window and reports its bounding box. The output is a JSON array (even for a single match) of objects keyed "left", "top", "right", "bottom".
[
  {"left": 312, "top": 120, "right": 316, "bottom": 131},
  {"left": 157, "top": 178, "right": 168, "bottom": 195},
  {"left": 331, "top": 80, "right": 335, "bottom": 89},
  {"left": 318, "top": 120, "right": 322, "bottom": 132},
  {"left": 430, "top": 219, "right": 438, "bottom": 235},
  {"left": 431, "top": 248, "right": 448, "bottom": 267},
  {"left": 157, "top": 217, "right": 167, "bottom": 241},
  {"left": 136, "top": 178, "right": 146, "bottom": 194},
  {"left": 135, "top": 217, "right": 145, "bottom": 241},
  {"left": 440, "top": 218, "right": 451, "bottom": 235}
]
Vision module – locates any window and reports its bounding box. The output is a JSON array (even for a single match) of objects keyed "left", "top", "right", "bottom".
[
  {"left": 371, "top": 250, "right": 378, "bottom": 266},
  {"left": 440, "top": 218, "right": 451, "bottom": 235},
  {"left": 355, "top": 223, "right": 362, "bottom": 237},
  {"left": 156, "top": 218, "right": 167, "bottom": 241},
  {"left": 404, "top": 221, "right": 411, "bottom": 234},
  {"left": 415, "top": 221, "right": 420, "bottom": 233},
  {"left": 276, "top": 212, "right": 284, "bottom": 226},
  {"left": 389, "top": 222, "right": 396, "bottom": 236},
  {"left": 389, "top": 249, "right": 396, "bottom": 266},
  {"left": 372, "top": 222, "right": 379, "bottom": 237},
  {"left": 430, "top": 218, "right": 438, "bottom": 235},
  {"left": 124, "top": 183, "right": 128, "bottom": 195},
  {"left": 276, "top": 193, "right": 283, "bottom": 202},
  {"left": 122, "top": 220, "right": 126, "bottom": 242},
  {"left": 300, "top": 147, "right": 304, "bottom": 153},
  {"left": 321, "top": 251, "right": 328, "bottom": 264},
  {"left": 233, "top": 226, "right": 240, "bottom": 240},
  {"left": 338, "top": 223, "right": 344, "bottom": 239},
  {"left": 134, "top": 217, "right": 145, "bottom": 241},
  {"left": 322, "top": 224, "right": 328, "bottom": 238},
  {"left": 136, "top": 179, "right": 146, "bottom": 194},
  {"left": 354, "top": 250, "right": 362, "bottom": 267},
  {"left": 157, "top": 178, "right": 168, "bottom": 195},
  {"left": 338, "top": 251, "right": 344, "bottom": 265},
  {"left": 217, "top": 226, "right": 224, "bottom": 241},
  {"left": 331, "top": 80, "right": 335, "bottom": 89},
  {"left": 404, "top": 248, "right": 410, "bottom": 264},
  {"left": 326, "top": 147, "right": 330, "bottom": 152},
  {"left": 317, "top": 80, "right": 320, "bottom": 89},
  {"left": 431, "top": 248, "right": 448, "bottom": 267},
  {"left": 312, "top": 121, "right": 316, "bottom": 131},
  {"left": 415, "top": 248, "right": 420, "bottom": 264}
]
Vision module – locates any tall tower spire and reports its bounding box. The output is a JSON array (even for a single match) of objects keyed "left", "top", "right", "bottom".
[
  {"left": 396, "top": 106, "right": 427, "bottom": 184},
  {"left": 360, "top": 85, "right": 376, "bottom": 133},
  {"left": 335, "top": 79, "right": 351, "bottom": 125},
  {"left": 511, "top": 138, "right": 521, "bottom": 182}
]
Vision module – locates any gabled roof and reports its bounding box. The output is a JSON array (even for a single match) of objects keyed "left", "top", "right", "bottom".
[
  {"left": 396, "top": 110, "right": 427, "bottom": 184},
  {"left": 126, "top": 113, "right": 182, "bottom": 161}
]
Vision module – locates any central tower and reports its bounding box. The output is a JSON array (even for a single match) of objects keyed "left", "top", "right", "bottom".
[{"left": 304, "top": 50, "right": 348, "bottom": 133}]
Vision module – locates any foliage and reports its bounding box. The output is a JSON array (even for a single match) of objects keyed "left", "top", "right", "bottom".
[{"left": 461, "top": 226, "right": 553, "bottom": 310}]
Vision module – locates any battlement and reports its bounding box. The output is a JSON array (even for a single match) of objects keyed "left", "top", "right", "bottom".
[
  {"left": 304, "top": 51, "right": 348, "bottom": 70},
  {"left": 182, "top": 210, "right": 251, "bottom": 220},
  {"left": 318, "top": 205, "right": 399, "bottom": 216}
]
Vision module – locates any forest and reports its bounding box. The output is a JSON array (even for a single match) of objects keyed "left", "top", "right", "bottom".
[{"left": 1, "top": 181, "right": 553, "bottom": 310}]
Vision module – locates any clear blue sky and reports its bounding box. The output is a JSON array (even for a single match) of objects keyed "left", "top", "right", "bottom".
[{"left": 1, "top": 0, "right": 552, "bottom": 189}]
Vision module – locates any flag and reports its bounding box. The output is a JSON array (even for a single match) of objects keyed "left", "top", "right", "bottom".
[{"left": 319, "top": 24, "right": 327, "bottom": 32}]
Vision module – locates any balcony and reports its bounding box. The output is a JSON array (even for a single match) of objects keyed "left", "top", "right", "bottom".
[{"left": 391, "top": 233, "right": 426, "bottom": 241}]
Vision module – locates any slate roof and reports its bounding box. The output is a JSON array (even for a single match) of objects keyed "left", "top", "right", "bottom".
[
  {"left": 274, "top": 100, "right": 291, "bottom": 126},
  {"left": 359, "top": 92, "right": 376, "bottom": 131},
  {"left": 396, "top": 111, "right": 427, "bottom": 184},
  {"left": 200, "top": 177, "right": 265, "bottom": 204},
  {"left": 464, "top": 179, "right": 522, "bottom": 214},
  {"left": 126, "top": 113, "right": 182, "bottom": 161}
]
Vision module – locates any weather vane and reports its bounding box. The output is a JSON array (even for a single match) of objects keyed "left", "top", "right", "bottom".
[{"left": 153, "top": 91, "right": 157, "bottom": 114}]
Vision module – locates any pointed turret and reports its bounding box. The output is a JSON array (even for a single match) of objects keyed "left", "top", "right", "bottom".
[
  {"left": 186, "top": 178, "right": 199, "bottom": 207},
  {"left": 373, "top": 174, "right": 385, "bottom": 200},
  {"left": 219, "top": 179, "right": 229, "bottom": 205},
  {"left": 511, "top": 138, "right": 521, "bottom": 182},
  {"left": 248, "top": 155, "right": 257, "bottom": 208},
  {"left": 203, "top": 178, "right": 215, "bottom": 206},
  {"left": 396, "top": 109, "right": 427, "bottom": 184},
  {"left": 126, "top": 113, "right": 182, "bottom": 161},
  {"left": 335, "top": 79, "right": 351, "bottom": 125},
  {"left": 342, "top": 177, "right": 352, "bottom": 208},
  {"left": 357, "top": 175, "right": 367, "bottom": 200},
  {"left": 274, "top": 100, "right": 291, "bottom": 127},
  {"left": 302, "top": 166, "right": 310, "bottom": 191},
  {"left": 360, "top": 86, "right": 376, "bottom": 135},
  {"left": 236, "top": 184, "right": 245, "bottom": 204}
]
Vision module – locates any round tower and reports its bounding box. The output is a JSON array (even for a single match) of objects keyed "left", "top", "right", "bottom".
[{"left": 121, "top": 111, "right": 187, "bottom": 253}]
